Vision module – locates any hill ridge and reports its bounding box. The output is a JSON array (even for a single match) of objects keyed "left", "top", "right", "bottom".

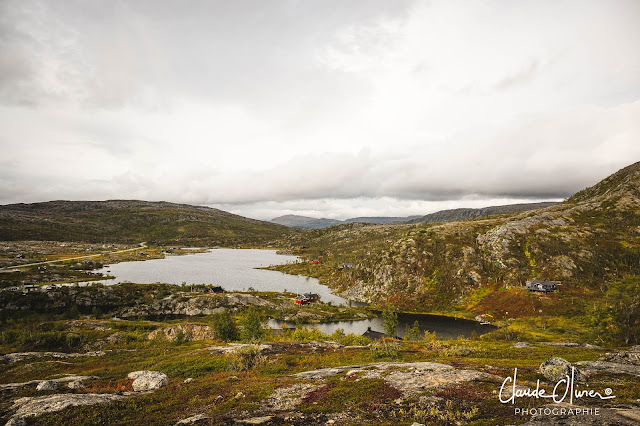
[{"left": 0, "top": 200, "right": 288, "bottom": 244}]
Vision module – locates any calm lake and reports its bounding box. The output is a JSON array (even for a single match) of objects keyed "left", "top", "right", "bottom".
[
  {"left": 88, "top": 248, "right": 493, "bottom": 337},
  {"left": 90, "top": 248, "right": 348, "bottom": 305},
  {"left": 269, "top": 311, "right": 496, "bottom": 340}
]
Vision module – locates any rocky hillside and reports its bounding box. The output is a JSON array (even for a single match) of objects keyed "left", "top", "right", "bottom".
[
  {"left": 407, "top": 202, "right": 560, "bottom": 224},
  {"left": 0, "top": 200, "right": 290, "bottom": 245},
  {"left": 274, "top": 162, "right": 640, "bottom": 343}
]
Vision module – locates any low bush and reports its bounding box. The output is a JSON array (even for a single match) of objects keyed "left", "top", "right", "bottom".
[{"left": 228, "top": 345, "right": 265, "bottom": 372}]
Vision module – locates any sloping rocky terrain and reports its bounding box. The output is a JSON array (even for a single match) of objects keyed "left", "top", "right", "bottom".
[{"left": 272, "top": 162, "right": 640, "bottom": 344}]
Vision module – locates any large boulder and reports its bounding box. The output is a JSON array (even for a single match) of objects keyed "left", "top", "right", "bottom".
[
  {"left": 540, "top": 357, "right": 586, "bottom": 383},
  {"left": 128, "top": 370, "right": 168, "bottom": 391}
]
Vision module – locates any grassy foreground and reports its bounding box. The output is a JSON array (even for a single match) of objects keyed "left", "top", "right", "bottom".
[{"left": 0, "top": 290, "right": 638, "bottom": 425}]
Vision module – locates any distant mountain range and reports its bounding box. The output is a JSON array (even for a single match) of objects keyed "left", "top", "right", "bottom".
[
  {"left": 271, "top": 202, "right": 560, "bottom": 229},
  {"left": 270, "top": 215, "right": 423, "bottom": 229}
]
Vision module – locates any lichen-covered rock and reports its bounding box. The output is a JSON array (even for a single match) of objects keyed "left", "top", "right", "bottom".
[
  {"left": 175, "top": 414, "right": 210, "bottom": 424},
  {"left": 205, "top": 343, "right": 271, "bottom": 354},
  {"left": 5, "top": 416, "right": 26, "bottom": 426},
  {"left": 147, "top": 323, "right": 215, "bottom": 341},
  {"left": 576, "top": 361, "right": 640, "bottom": 377},
  {"left": 1, "top": 375, "right": 97, "bottom": 391},
  {"left": 540, "top": 357, "right": 586, "bottom": 383},
  {"left": 35, "top": 381, "right": 57, "bottom": 391},
  {"left": 128, "top": 370, "right": 168, "bottom": 391},
  {"left": 9, "top": 393, "right": 126, "bottom": 422},
  {"left": 262, "top": 383, "right": 320, "bottom": 411},
  {"left": 67, "top": 380, "right": 85, "bottom": 389},
  {"left": 291, "top": 361, "right": 497, "bottom": 397},
  {"left": 120, "top": 293, "right": 274, "bottom": 318},
  {"left": 0, "top": 351, "right": 105, "bottom": 365},
  {"left": 600, "top": 350, "right": 640, "bottom": 365}
]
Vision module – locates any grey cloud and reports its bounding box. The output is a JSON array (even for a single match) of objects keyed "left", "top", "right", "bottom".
[
  {"left": 1, "top": 1, "right": 639, "bottom": 221},
  {"left": 0, "top": 0, "right": 412, "bottom": 109},
  {"left": 495, "top": 61, "right": 540, "bottom": 90}
]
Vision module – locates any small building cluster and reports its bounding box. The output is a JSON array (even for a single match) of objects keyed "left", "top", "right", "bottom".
[{"left": 294, "top": 293, "right": 318, "bottom": 305}]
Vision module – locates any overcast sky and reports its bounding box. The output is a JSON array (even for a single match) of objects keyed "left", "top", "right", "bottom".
[{"left": 1, "top": 0, "right": 639, "bottom": 220}]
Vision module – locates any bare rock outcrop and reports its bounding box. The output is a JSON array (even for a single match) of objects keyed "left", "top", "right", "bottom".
[
  {"left": 0, "top": 351, "right": 105, "bottom": 365},
  {"left": 575, "top": 360, "right": 640, "bottom": 377},
  {"left": 120, "top": 293, "right": 274, "bottom": 318},
  {"left": 1, "top": 375, "right": 97, "bottom": 391},
  {"left": 289, "top": 361, "right": 498, "bottom": 398},
  {"left": 206, "top": 343, "right": 272, "bottom": 354},
  {"left": 175, "top": 413, "right": 211, "bottom": 424},
  {"left": 8, "top": 393, "right": 126, "bottom": 424},
  {"left": 600, "top": 349, "right": 640, "bottom": 365},
  {"left": 148, "top": 323, "right": 215, "bottom": 341},
  {"left": 35, "top": 381, "right": 57, "bottom": 391}
]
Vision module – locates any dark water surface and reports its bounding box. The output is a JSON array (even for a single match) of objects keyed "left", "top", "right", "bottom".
[{"left": 269, "top": 311, "right": 496, "bottom": 339}]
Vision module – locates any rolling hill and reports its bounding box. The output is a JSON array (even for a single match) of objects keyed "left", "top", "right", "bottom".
[{"left": 0, "top": 200, "right": 290, "bottom": 245}]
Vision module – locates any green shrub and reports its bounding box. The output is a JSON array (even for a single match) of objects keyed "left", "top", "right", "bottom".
[
  {"left": 291, "top": 327, "right": 326, "bottom": 341},
  {"left": 404, "top": 320, "right": 421, "bottom": 341},
  {"left": 1, "top": 329, "right": 19, "bottom": 345},
  {"left": 241, "top": 307, "right": 265, "bottom": 343},
  {"left": 424, "top": 330, "right": 437, "bottom": 342},
  {"left": 65, "top": 305, "right": 81, "bottom": 320},
  {"left": 92, "top": 307, "right": 103, "bottom": 319},
  {"left": 370, "top": 340, "right": 399, "bottom": 359},
  {"left": 228, "top": 345, "right": 265, "bottom": 372},
  {"left": 173, "top": 328, "right": 191, "bottom": 345},
  {"left": 382, "top": 310, "right": 398, "bottom": 338},
  {"left": 211, "top": 310, "right": 239, "bottom": 342},
  {"left": 65, "top": 333, "right": 86, "bottom": 349}
]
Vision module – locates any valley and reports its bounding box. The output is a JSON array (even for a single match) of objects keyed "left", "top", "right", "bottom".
[{"left": 1, "top": 162, "right": 639, "bottom": 424}]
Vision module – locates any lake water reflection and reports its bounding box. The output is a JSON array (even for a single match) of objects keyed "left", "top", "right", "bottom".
[
  {"left": 86, "top": 248, "right": 493, "bottom": 337},
  {"left": 90, "top": 248, "right": 348, "bottom": 305}
]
